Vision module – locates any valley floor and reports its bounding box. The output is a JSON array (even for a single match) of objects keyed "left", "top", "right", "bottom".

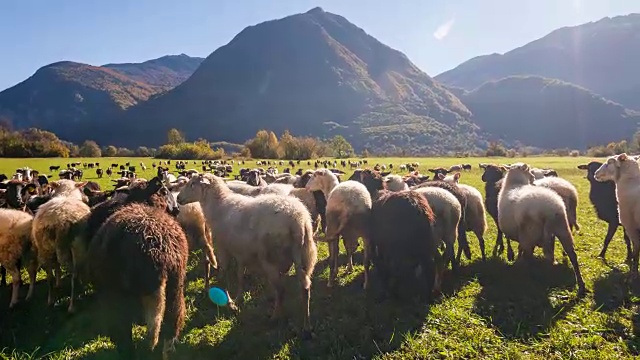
[{"left": 0, "top": 156, "right": 638, "bottom": 359}]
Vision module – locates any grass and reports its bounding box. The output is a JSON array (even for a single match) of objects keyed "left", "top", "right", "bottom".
[{"left": 1, "top": 156, "right": 639, "bottom": 359}]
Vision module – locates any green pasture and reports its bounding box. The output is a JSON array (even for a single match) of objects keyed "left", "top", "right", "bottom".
[{"left": 0, "top": 156, "right": 638, "bottom": 359}]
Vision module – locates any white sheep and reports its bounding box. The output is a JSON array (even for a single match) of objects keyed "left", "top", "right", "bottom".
[
  {"left": 412, "top": 187, "right": 461, "bottom": 276},
  {"left": 384, "top": 174, "right": 409, "bottom": 192},
  {"left": 594, "top": 153, "right": 640, "bottom": 277},
  {"left": 0, "top": 209, "right": 37, "bottom": 308},
  {"left": 440, "top": 173, "right": 489, "bottom": 261},
  {"left": 176, "top": 174, "right": 317, "bottom": 334},
  {"left": 498, "top": 163, "right": 585, "bottom": 295},
  {"left": 31, "top": 179, "right": 91, "bottom": 312},
  {"left": 306, "top": 169, "right": 372, "bottom": 289},
  {"left": 533, "top": 176, "right": 580, "bottom": 232}
]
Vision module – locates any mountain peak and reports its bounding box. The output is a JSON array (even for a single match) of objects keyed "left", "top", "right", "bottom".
[{"left": 307, "top": 6, "right": 325, "bottom": 14}]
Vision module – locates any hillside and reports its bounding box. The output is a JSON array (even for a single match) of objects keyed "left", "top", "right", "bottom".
[
  {"left": 0, "top": 55, "right": 203, "bottom": 143},
  {"left": 461, "top": 76, "right": 640, "bottom": 149},
  {"left": 103, "top": 54, "right": 204, "bottom": 90},
  {"left": 436, "top": 14, "right": 640, "bottom": 110},
  {"left": 104, "top": 7, "right": 479, "bottom": 154}
]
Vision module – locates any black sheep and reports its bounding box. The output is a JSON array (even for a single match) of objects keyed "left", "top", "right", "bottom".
[
  {"left": 85, "top": 177, "right": 185, "bottom": 358},
  {"left": 578, "top": 161, "right": 632, "bottom": 261},
  {"left": 369, "top": 190, "right": 441, "bottom": 300}
]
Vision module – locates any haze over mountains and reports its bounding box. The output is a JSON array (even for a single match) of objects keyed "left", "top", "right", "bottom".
[{"left": 0, "top": 8, "right": 638, "bottom": 153}]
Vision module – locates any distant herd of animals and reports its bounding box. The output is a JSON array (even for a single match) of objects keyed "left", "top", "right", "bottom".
[{"left": 1, "top": 154, "right": 639, "bottom": 358}]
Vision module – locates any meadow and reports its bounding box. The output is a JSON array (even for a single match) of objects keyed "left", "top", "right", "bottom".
[{"left": 0, "top": 156, "right": 639, "bottom": 359}]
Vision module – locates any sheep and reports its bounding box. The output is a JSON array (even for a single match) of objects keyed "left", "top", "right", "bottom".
[
  {"left": 176, "top": 174, "right": 318, "bottom": 335},
  {"left": 0, "top": 209, "right": 38, "bottom": 308},
  {"left": 480, "top": 164, "right": 507, "bottom": 257},
  {"left": 0, "top": 180, "right": 37, "bottom": 210},
  {"left": 412, "top": 186, "right": 461, "bottom": 276},
  {"left": 530, "top": 167, "right": 558, "bottom": 180},
  {"left": 306, "top": 169, "right": 371, "bottom": 288},
  {"left": 31, "top": 179, "right": 90, "bottom": 312},
  {"left": 165, "top": 180, "right": 219, "bottom": 288},
  {"left": 369, "top": 190, "right": 441, "bottom": 300},
  {"left": 411, "top": 180, "right": 471, "bottom": 266},
  {"left": 594, "top": 153, "right": 640, "bottom": 277},
  {"left": 483, "top": 164, "right": 579, "bottom": 260},
  {"left": 439, "top": 173, "right": 489, "bottom": 261},
  {"left": 498, "top": 163, "right": 585, "bottom": 296},
  {"left": 383, "top": 174, "right": 409, "bottom": 192},
  {"left": 294, "top": 170, "right": 328, "bottom": 233},
  {"left": 533, "top": 176, "right": 580, "bottom": 232},
  {"left": 88, "top": 201, "right": 187, "bottom": 359},
  {"left": 577, "top": 161, "right": 631, "bottom": 261}
]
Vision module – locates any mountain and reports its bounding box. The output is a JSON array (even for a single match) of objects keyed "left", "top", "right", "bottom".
[
  {"left": 436, "top": 14, "right": 640, "bottom": 110},
  {"left": 0, "top": 55, "right": 203, "bottom": 142},
  {"left": 103, "top": 54, "right": 204, "bottom": 90},
  {"left": 104, "top": 7, "right": 479, "bottom": 154},
  {"left": 460, "top": 76, "right": 640, "bottom": 149}
]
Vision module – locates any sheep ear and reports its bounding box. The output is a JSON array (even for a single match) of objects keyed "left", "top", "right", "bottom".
[
  {"left": 75, "top": 181, "right": 87, "bottom": 188},
  {"left": 381, "top": 171, "right": 391, "bottom": 177},
  {"left": 436, "top": 173, "right": 445, "bottom": 180},
  {"left": 454, "top": 172, "right": 461, "bottom": 181},
  {"left": 479, "top": 163, "right": 487, "bottom": 169},
  {"left": 577, "top": 164, "right": 588, "bottom": 170}
]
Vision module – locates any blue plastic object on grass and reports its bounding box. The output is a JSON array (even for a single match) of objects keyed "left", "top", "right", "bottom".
[{"left": 208, "top": 287, "right": 229, "bottom": 306}]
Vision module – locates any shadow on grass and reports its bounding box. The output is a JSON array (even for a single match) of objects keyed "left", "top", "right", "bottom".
[
  {"left": 0, "top": 278, "right": 112, "bottom": 357},
  {"left": 177, "top": 256, "right": 434, "bottom": 360},
  {"left": 592, "top": 267, "right": 640, "bottom": 355},
  {"left": 468, "top": 257, "right": 581, "bottom": 339}
]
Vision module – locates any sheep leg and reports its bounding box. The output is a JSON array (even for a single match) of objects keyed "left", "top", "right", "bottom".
[
  {"left": 68, "top": 248, "right": 79, "bottom": 313},
  {"left": 343, "top": 234, "right": 359, "bottom": 273},
  {"left": 475, "top": 230, "right": 487, "bottom": 261},
  {"left": 623, "top": 230, "right": 633, "bottom": 264},
  {"left": 629, "top": 229, "right": 640, "bottom": 280},
  {"left": 107, "top": 295, "right": 135, "bottom": 359},
  {"left": 492, "top": 228, "right": 504, "bottom": 257},
  {"left": 8, "top": 265, "right": 21, "bottom": 308},
  {"left": 0, "top": 265, "right": 5, "bottom": 286},
  {"left": 506, "top": 238, "right": 515, "bottom": 262},
  {"left": 233, "top": 264, "right": 245, "bottom": 305},
  {"left": 263, "top": 261, "right": 284, "bottom": 321},
  {"left": 555, "top": 228, "right": 586, "bottom": 296},
  {"left": 362, "top": 236, "right": 371, "bottom": 290},
  {"left": 598, "top": 222, "right": 619, "bottom": 259},
  {"left": 327, "top": 239, "right": 339, "bottom": 288},
  {"left": 45, "top": 265, "right": 56, "bottom": 307},
  {"left": 25, "top": 258, "right": 38, "bottom": 301},
  {"left": 54, "top": 262, "right": 62, "bottom": 288}
]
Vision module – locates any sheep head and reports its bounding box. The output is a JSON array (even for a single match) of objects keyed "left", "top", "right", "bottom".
[
  {"left": 481, "top": 164, "right": 505, "bottom": 183},
  {"left": 577, "top": 161, "right": 603, "bottom": 182},
  {"left": 503, "top": 163, "right": 534, "bottom": 187},
  {"left": 177, "top": 173, "right": 216, "bottom": 205},
  {"left": 50, "top": 179, "right": 86, "bottom": 197},
  {"left": 594, "top": 153, "right": 640, "bottom": 183},
  {"left": 305, "top": 169, "right": 334, "bottom": 192}
]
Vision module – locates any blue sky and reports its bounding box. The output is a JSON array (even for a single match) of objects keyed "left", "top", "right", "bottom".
[{"left": 0, "top": 0, "right": 637, "bottom": 91}]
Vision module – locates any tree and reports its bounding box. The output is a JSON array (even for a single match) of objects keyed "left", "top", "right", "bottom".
[
  {"left": 103, "top": 145, "right": 118, "bottom": 157},
  {"left": 485, "top": 141, "right": 507, "bottom": 157},
  {"left": 79, "top": 140, "right": 102, "bottom": 157},
  {"left": 361, "top": 149, "right": 371, "bottom": 158},
  {"left": 330, "top": 135, "right": 354, "bottom": 158},
  {"left": 135, "top": 146, "right": 151, "bottom": 157},
  {"left": 167, "top": 128, "right": 185, "bottom": 145}
]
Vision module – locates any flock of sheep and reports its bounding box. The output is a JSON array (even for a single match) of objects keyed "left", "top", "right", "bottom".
[{"left": 0, "top": 154, "right": 638, "bottom": 359}]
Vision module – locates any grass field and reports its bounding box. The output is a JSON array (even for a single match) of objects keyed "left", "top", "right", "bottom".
[{"left": 1, "top": 156, "right": 639, "bottom": 359}]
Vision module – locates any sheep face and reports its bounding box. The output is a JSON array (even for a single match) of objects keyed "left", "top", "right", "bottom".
[
  {"left": 246, "top": 170, "right": 262, "bottom": 186},
  {"left": 50, "top": 179, "right": 86, "bottom": 197},
  {"left": 503, "top": 163, "right": 534, "bottom": 186},
  {"left": 177, "top": 175, "right": 211, "bottom": 205},
  {"left": 481, "top": 165, "right": 505, "bottom": 183},
  {"left": 577, "top": 161, "right": 603, "bottom": 182},
  {"left": 305, "top": 169, "right": 331, "bottom": 192},
  {"left": 594, "top": 154, "right": 638, "bottom": 182}
]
